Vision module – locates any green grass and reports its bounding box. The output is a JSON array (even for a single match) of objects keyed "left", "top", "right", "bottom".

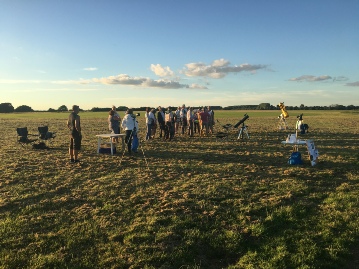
[{"left": 1, "top": 110, "right": 359, "bottom": 268}]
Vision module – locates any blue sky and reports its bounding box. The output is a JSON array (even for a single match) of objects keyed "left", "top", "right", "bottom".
[{"left": 1, "top": 0, "right": 358, "bottom": 110}]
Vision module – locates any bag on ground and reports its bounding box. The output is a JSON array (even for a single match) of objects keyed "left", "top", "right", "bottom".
[
  {"left": 288, "top": 151, "right": 303, "bottom": 165},
  {"left": 132, "top": 134, "right": 139, "bottom": 152}
]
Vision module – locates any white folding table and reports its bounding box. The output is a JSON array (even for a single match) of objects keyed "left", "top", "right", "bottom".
[
  {"left": 95, "top": 133, "right": 126, "bottom": 155},
  {"left": 281, "top": 139, "right": 319, "bottom": 166}
]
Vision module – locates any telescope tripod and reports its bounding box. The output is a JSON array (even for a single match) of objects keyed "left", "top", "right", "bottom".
[
  {"left": 277, "top": 117, "right": 288, "bottom": 130},
  {"left": 119, "top": 130, "right": 150, "bottom": 171},
  {"left": 237, "top": 123, "right": 249, "bottom": 140}
]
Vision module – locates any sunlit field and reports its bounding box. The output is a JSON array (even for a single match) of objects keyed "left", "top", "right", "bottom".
[{"left": 1, "top": 110, "right": 359, "bottom": 268}]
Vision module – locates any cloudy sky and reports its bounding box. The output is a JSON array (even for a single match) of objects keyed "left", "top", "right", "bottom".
[{"left": 1, "top": 0, "right": 358, "bottom": 110}]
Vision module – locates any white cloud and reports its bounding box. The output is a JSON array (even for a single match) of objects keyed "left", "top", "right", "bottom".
[
  {"left": 143, "top": 79, "right": 186, "bottom": 89},
  {"left": 288, "top": 75, "right": 332, "bottom": 82},
  {"left": 212, "top": 58, "right": 230, "bottom": 67},
  {"left": 150, "top": 64, "right": 174, "bottom": 77},
  {"left": 345, "top": 81, "right": 359, "bottom": 86},
  {"left": 189, "top": 83, "right": 208, "bottom": 89},
  {"left": 90, "top": 74, "right": 195, "bottom": 89},
  {"left": 83, "top": 67, "right": 98, "bottom": 71},
  {"left": 92, "top": 74, "right": 146, "bottom": 85},
  {"left": 333, "top": 76, "right": 349, "bottom": 82},
  {"left": 49, "top": 73, "right": 209, "bottom": 90},
  {"left": 183, "top": 59, "right": 267, "bottom": 79}
]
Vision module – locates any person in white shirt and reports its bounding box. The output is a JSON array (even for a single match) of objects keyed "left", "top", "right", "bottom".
[
  {"left": 145, "top": 107, "right": 156, "bottom": 140},
  {"left": 121, "top": 108, "right": 139, "bottom": 154},
  {"left": 180, "top": 104, "right": 188, "bottom": 135}
]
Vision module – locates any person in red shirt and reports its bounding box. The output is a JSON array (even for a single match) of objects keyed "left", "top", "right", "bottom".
[{"left": 199, "top": 107, "right": 210, "bottom": 136}]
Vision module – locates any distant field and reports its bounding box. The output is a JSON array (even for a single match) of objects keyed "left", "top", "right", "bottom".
[
  {"left": 2, "top": 109, "right": 358, "bottom": 120},
  {"left": 1, "top": 110, "right": 358, "bottom": 268}
]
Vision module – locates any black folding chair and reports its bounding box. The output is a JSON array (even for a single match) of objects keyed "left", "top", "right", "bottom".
[
  {"left": 17, "top": 127, "right": 38, "bottom": 147},
  {"left": 215, "top": 120, "right": 232, "bottom": 140},
  {"left": 38, "top": 126, "right": 56, "bottom": 146}
]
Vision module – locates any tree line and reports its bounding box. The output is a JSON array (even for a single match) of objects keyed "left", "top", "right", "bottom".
[{"left": 0, "top": 102, "right": 358, "bottom": 113}]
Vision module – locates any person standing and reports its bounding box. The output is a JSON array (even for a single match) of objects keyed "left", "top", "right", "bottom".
[
  {"left": 180, "top": 104, "right": 187, "bottom": 135},
  {"left": 110, "top": 105, "right": 121, "bottom": 142},
  {"left": 67, "top": 105, "right": 82, "bottom": 163},
  {"left": 157, "top": 106, "right": 165, "bottom": 138},
  {"left": 121, "top": 108, "right": 139, "bottom": 155},
  {"left": 165, "top": 107, "right": 175, "bottom": 141},
  {"left": 174, "top": 106, "right": 181, "bottom": 134},
  {"left": 187, "top": 107, "right": 194, "bottom": 137},
  {"left": 108, "top": 110, "right": 117, "bottom": 142},
  {"left": 193, "top": 109, "right": 200, "bottom": 135},
  {"left": 199, "top": 106, "right": 210, "bottom": 136},
  {"left": 207, "top": 106, "right": 215, "bottom": 134},
  {"left": 145, "top": 107, "right": 156, "bottom": 140},
  {"left": 150, "top": 108, "right": 157, "bottom": 138}
]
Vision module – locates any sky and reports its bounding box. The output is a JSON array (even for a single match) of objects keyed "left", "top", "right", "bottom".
[{"left": 1, "top": 0, "right": 358, "bottom": 111}]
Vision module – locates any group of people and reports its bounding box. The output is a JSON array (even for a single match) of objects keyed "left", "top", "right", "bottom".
[
  {"left": 148, "top": 105, "right": 215, "bottom": 141},
  {"left": 67, "top": 104, "right": 215, "bottom": 162},
  {"left": 108, "top": 106, "right": 139, "bottom": 155},
  {"left": 67, "top": 105, "right": 139, "bottom": 163}
]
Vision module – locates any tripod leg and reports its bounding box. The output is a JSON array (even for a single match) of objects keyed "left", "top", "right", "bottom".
[
  {"left": 138, "top": 138, "right": 150, "bottom": 172},
  {"left": 245, "top": 128, "right": 249, "bottom": 139},
  {"left": 119, "top": 129, "right": 133, "bottom": 167},
  {"left": 118, "top": 145, "right": 127, "bottom": 167},
  {"left": 237, "top": 128, "right": 242, "bottom": 139}
]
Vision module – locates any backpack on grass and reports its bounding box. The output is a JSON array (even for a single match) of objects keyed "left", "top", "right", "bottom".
[{"left": 288, "top": 152, "right": 303, "bottom": 165}]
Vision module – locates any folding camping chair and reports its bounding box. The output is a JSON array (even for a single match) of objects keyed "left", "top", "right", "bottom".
[
  {"left": 215, "top": 120, "right": 232, "bottom": 140},
  {"left": 17, "top": 127, "right": 38, "bottom": 147},
  {"left": 38, "top": 126, "right": 56, "bottom": 144}
]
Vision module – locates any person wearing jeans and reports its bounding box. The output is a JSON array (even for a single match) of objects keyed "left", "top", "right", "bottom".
[
  {"left": 145, "top": 107, "right": 156, "bottom": 140},
  {"left": 121, "top": 109, "right": 139, "bottom": 154}
]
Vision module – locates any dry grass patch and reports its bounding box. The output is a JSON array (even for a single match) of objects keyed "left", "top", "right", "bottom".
[{"left": 1, "top": 111, "right": 358, "bottom": 268}]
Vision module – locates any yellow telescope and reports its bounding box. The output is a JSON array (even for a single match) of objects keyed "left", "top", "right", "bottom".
[{"left": 278, "top": 102, "right": 289, "bottom": 118}]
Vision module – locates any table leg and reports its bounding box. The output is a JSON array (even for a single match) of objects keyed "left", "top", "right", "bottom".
[
  {"left": 110, "top": 138, "right": 114, "bottom": 155},
  {"left": 292, "top": 145, "right": 299, "bottom": 152},
  {"left": 120, "top": 136, "right": 125, "bottom": 151},
  {"left": 97, "top": 137, "right": 101, "bottom": 153}
]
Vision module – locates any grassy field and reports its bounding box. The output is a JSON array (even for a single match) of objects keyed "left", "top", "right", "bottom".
[{"left": 1, "top": 110, "right": 359, "bottom": 268}]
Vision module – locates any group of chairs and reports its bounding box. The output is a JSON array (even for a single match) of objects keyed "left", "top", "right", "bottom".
[{"left": 16, "top": 126, "right": 56, "bottom": 148}]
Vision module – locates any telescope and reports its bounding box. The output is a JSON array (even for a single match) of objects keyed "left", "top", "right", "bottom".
[
  {"left": 234, "top": 113, "right": 249, "bottom": 128},
  {"left": 278, "top": 102, "right": 289, "bottom": 118}
]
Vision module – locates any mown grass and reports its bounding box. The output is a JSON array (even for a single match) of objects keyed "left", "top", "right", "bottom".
[{"left": 1, "top": 110, "right": 358, "bottom": 268}]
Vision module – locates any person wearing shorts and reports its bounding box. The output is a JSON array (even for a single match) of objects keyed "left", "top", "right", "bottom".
[{"left": 67, "top": 105, "right": 82, "bottom": 163}]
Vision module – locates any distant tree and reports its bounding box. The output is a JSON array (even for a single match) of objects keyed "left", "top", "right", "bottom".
[
  {"left": 207, "top": 106, "right": 222, "bottom": 110},
  {"left": 48, "top": 108, "right": 56, "bottom": 112},
  {"left": 118, "top": 106, "right": 128, "bottom": 111},
  {"left": 15, "top": 105, "right": 34, "bottom": 112},
  {"left": 300, "top": 104, "right": 305, "bottom": 109},
  {"left": 58, "top": 105, "right": 68, "bottom": 112},
  {"left": 90, "top": 107, "right": 111, "bottom": 112},
  {"left": 0, "top": 102, "right": 15, "bottom": 113},
  {"left": 329, "top": 104, "right": 346, "bottom": 110},
  {"left": 347, "top": 105, "right": 356, "bottom": 110},
  {"left": 256, "top": 103, "right": 271, "bottom": 110}
]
